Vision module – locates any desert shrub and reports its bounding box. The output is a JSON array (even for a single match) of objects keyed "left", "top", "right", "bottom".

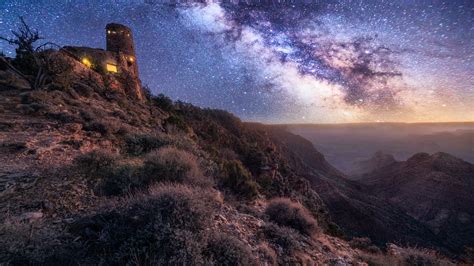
[
  {"left": 46, "top": 111, "right": 79, "bottom": 123},
  {"left": 399, "top": 247, "right": 453, "bottom": 266},
  {"left": 69, "top": 185, "right": 220, "bottom": 265},
  {"left": 79, "top": 110, "right": 94, "bottom": 122},
  {"left": 221, "top": 160, "right": 259, "bottom": 200},
  {"left": 256, "top": 244, "right": 278, "bottom": 266},
  {"left": 359, "top": 246, "right": 454, "bottom": 266},
  {"left": 125, "top": 133, "right": 169, "bottom": 155},
  {"left": 165, "top": 114, "right": 188, "bottom": 131},
  {"left": 74, "top": 150, "right": 119, "bottom": 178},
  {"left": 349, "top": 237, "right": 381, "bottom": 253},
  {"left": 100, "top": 163, "right": 142, "bottom": 196},
  {"left": 142, "top": 147, "right": 211, "bottom": 187},
  {"left": 265, "top": 198, "right": 318, "bottom": 236},
  {"left": 84, "top": 119, "right": 122, "bottom": 135},
  {"left": 205, "top": 233, "right": 256, "bottom": 266},
  {"left": 260, "top": 223, "right": 300, "bottom": 253},
  {"left": 152, "top": 93, "right": 174, "bottom": 111},
  {"left": 84, "top": 120, "right": 108, "bottom": 134},
  {"left": 243, "top": 148, "right": 267, "bottom": 174}
]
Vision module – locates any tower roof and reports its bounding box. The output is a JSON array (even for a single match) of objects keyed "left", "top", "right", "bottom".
[{"left": 106, "top": 23, "right": 132, "bottom": 33}]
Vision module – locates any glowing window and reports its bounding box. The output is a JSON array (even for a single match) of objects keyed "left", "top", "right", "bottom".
[
  {"left": 107, "top": 30, "right": 111, "bottom": 34},
  {"left": 106, "top": 63, "right": 118, "bottom": 73},
  {"left": 81, "top": 58, "right": 92, "bottom": 68},
  {"left": 128, "top": 56, "right": 134, "bottom": 62}
]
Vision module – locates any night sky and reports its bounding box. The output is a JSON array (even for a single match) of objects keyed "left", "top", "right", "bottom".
[{"left": 1, "top": 1, "right": 473, "bottom": 123}]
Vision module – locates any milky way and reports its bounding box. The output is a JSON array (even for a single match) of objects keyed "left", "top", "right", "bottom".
[{"left": 0, "top": 1, "right": 473, "bottom": 123}]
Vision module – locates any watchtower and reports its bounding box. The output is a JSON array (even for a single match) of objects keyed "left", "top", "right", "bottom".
[
  {"left": 63, "top": 23, "right": 144, "bottom": 100},
  {"left": 104, "top": 23, "right": 142, "bottom": 100}
]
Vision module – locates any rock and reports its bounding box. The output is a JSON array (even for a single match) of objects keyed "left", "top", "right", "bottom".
[{"left": 20, "top": 211, "right": 43, "bottom": 221}]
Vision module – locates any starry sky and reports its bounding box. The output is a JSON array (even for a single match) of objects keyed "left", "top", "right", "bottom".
[{"left": 0, "top": 0, "right": 473, "bottom": 123}]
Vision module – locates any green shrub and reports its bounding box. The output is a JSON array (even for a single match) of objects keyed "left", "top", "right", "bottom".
[
  {"left": 205, "top": 233, "right": 256, "bottom": 266},
  {"left": 84, "top": 119, "right": 122, "bottom": 135},
  {"left": 221, "top": 160, "right": 259, "bottom": 200},
  {"left": 265, "top": 198, "right": 318, "bottom": 236},
  {"left": 164, "top": 114, "right": 188, "bottom": 131},
  {"left": 46, "top": 112, "right": 80, "bottom": 123},
  {"left": 349, "top": 237, "right": 381, "bottom": 253},
  {"left": 152, "top": 93, "right": 174, "bottom": 111},
  {"left": 74, "top": 150, "right": 119, "bottom": 178},
  {"left": 125, "top": 133, "right": 169, "bottom": 155},
  {"left": 84, "top": 120, "right": 108, "bottom": 134},
  {"left": 100, "top": 163, "right": 142, "bottom": 196}
]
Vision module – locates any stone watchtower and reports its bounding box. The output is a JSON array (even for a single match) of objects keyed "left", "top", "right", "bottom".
[
  {"left": 105, "top": 23, "right": 143, "bottom": 100},
  {"left": 62, "top": 23, "right": 144, "bottom": 100}
]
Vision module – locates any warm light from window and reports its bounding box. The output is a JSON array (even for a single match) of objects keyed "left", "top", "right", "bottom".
[
  {"left": 106, "top": 63, "right": 118, "bottom": 73},
  {"left": 107, "top": 30, "right": 111, "bottom": 34},
  {"left": 81, "top": 58, "right": 92, "bottom": 68},
  {"left": 129, "top": 56, "right": 134, "bottom": 62}
]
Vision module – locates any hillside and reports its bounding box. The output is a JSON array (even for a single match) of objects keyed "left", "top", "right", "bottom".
[
  {"left": 359, "top": 152, "right": 474, "bottom": 253},
  {"left": 0, "top": 50, "right": 462, "bottom": 265},
  {"left": 264, "top": 129, "right": 444, "bottom": 249}
]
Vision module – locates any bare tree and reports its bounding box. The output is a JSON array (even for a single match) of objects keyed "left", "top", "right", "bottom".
[
  {"left": 0, "top": 16, "right": 66, "bottom": 90},
  {"left": 0, "top": 17, "right": 42, "bottom": 57}
]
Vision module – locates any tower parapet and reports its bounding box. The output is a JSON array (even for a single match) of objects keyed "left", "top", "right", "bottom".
[{"left": 105, "top": 23, "right": 142, "bottom": 100}]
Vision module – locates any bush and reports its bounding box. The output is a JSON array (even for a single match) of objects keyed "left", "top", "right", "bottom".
[
  {"left": 69, "top": 185, "right": 220, "bottom": 265},
  {"left": 100, "top": 163, "right": 142, "bottom": 196},
  {"left": 359, "top": 246, "right": 453, "bottom": 266},
  {"left": 74, "top": 150, "right": 119, "bottom": 178},
  {"left": 164, "top": 114, "right": 188, "bottom": 131},
  {"left": 84, "top": 119, "right": 122, "bottom": 135},
  {"left": 152, "top": 93, "right": 174, "bottom": 111},
  {"left": 260, "top": 223, "right": 300, "bottom": 252},
  {"left": 46, "top": 112, "right": 80, "bottom": 123},
  {"left": 256, "top": 244, "right": 278, "bottom": 265},
  {"left": 125, "top": 133, "right": 169, "bottom": 155},
  {"left": 142, "top": 147, "right": 211, "bottom": 187},
  {"left": 221, "top": 160, "right": 259, "bottom": 200},
  {"left": 349, "top": 237, "right": 381, "bottom": 253},
  {"left": 265, "top": 198, "right": 318, "bottom": 236},
  {"left": 205, "top": 233, "right": 256, "bottom": 266}
]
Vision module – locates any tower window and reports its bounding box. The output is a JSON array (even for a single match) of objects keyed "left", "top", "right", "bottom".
[{"left": 106, "top": 63, "right": 118, "bottom": 73}]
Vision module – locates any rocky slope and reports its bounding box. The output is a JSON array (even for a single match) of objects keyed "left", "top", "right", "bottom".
[{"left": 359, "top": 152, "right": 474, "bottom": 253}]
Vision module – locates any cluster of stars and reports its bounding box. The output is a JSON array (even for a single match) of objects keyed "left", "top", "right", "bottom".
[{"left": 0, "top": 0, "right": 472, "bottom": 123}]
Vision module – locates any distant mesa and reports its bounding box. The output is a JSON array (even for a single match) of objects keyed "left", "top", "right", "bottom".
[
  {"left": 351, "top": 150, "right": 397, "bottom": 176},
  {"left": 62, "top": 23, "right": 143, "bottom": 100}
]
